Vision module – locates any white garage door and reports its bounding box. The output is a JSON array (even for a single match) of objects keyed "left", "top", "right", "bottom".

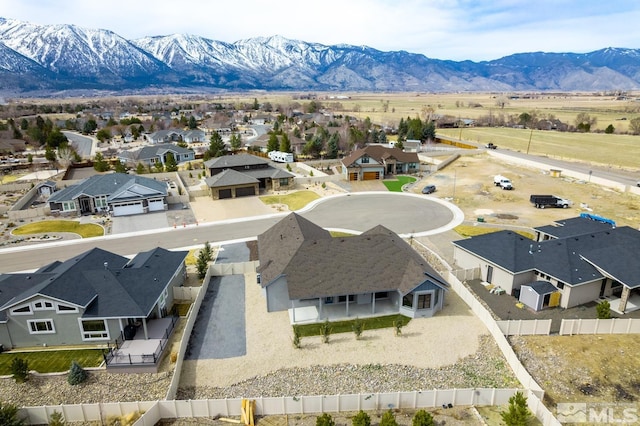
[
  {"left": 112, "top": 202, "right": 144, "bottom": 216},
  {"left": 148, "top": 199, "right": 165, "bottom": 212}
]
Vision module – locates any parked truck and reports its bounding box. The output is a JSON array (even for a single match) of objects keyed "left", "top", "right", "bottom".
[
  {"left": 493, "top": 174, "right": 513, "bottom": 190},
  {"left": 530, "top": 194, "right": 572, "bottom": 208}
]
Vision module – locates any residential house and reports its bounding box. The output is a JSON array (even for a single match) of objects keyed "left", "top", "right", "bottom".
[
  {"left": 0, "top": 246, "right": 187, "bottom": 370},
  {"left": 257, "top": 213, "right": 448, "bottom": 323},
  {"left": 118, "top": 143, "right": 195, "bottom": 168},
  {"left": 341, "top": 145, "right": 420, "bottom": 181},
  {"left": 204, "top": 154, "right": 295, "bottom": 199},
  {"left": 452, "top": 216, "right": 640, "bottom": 313},
  {"left": 47, "top": 173, "right": 168, "bottom": 216}
]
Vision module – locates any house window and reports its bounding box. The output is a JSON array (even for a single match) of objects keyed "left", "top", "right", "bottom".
[
  {"left": 417, "top": 293, "right": 432, "bottom": 309},
  {"left": 375, "top": 292, "right": 389, "bottom": 300},
  {"left": 80, "top": 319, "right": 109, "bottom": 340},
  {"left": 28, "top": 319, "right": 55, "bottom": 334},
  {"left": 33, "top": 300, "right": 54, "bottom": 311},
  {"left": 556, "top": 282, "right": 565, "bottom": 289},
  {"left": 62, "top": 201, "right": 75, "bottom": 211},
  {"left": 57, "top": 304, "right": 78, "bottom": 313},
  {"left": 95, "top": 196, "right": 108, "bottom": 209},
  {"left": 11, "top": 305, "right": 32, "bottom": 315},
  {"left": 279, "top": 178, "right": 290, "bottom": 187},
  {"left": 338, "top": 295, "right": 355, "bottom": 303},
  {"left": 361, "top": 156, "right": 370, "bottom": 164},
  {"left": 402, "top": 294, "right": 413, "bottom": 308}
]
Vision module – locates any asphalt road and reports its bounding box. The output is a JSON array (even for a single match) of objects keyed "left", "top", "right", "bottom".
[
  {"left": 0, "top": 192, "right": 462, "bottom": 272},
  {"left": 62, "top": 131, "right": 94, "bottom": 158}
]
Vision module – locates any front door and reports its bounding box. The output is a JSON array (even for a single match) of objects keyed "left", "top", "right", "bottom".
[{"left": 486, "top": 265, "right": 494, "bottom": 283}]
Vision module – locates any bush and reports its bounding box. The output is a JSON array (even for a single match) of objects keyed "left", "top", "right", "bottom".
[
  {"left": 597, "top": 300, "right": 611, "bottom": 319},
  {"left": 0, "top": 402, "right": 24, "bottom": 425},
  {"left": 412, "top": 409, "right": 434, "bottom": 426},
  {"left": 501, "top": 391, "right": 532, "bottom": 426},
  {"left": 316, "top": 413, "right": 335, "bottom": 426},
  {"left": 351, "top": 410, "right": 371, "bottom": 426},
  {"left": 380, "top": 409, "right": 398, "bottom": 426},
  {"left": 67, "top": 360, "right": 87, "bottom": 385},
  {"left": 352, "top": 317, "right": 364, "bottom": 340},
  {"left": 319, "top": 319, "right": 332, "bottom": 344},
  {"left": 11, "top": 357, "right": 29, "bottom": 383},
  {"left": 49, "top": 410, "right": 65, "bottom": 426},
  {"left": 292, "top": 325, "right": 302, "bottom": 349}
]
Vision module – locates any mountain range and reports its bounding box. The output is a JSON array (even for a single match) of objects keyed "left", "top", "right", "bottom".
[{"left": 1, "top": 17, "right": 639, "bottom": 96}]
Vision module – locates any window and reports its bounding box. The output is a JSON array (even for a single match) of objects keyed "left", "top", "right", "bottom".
[
  {"left": 417, "top": 293, "right": 432, "bottom": 309},
  {"left": 556, "top": 282, "right": 565, "bottom": 289},
  {"left": 11, "top": 305, "right": 31, "bottom": 315},
  {"left": 33, "top": 300, "right": 54, "bottom": 311},
  {"left": 279, "top": 178, "right": 290, "bottom": 187},
  {"left": 95, "top": 196, "right": 108, "bottom": 209},
  {"left": 80, "top": 319, "right": 109, "bottom": 340},
  {"left": 338, "top": 295, "right": 355, "bottom": 303},
  {"left": 28, "top": 319, "right": 55, "bottom": 334},
  {"left": 62, "top": 201, "right": 75, "bottom": 211},
  {"left": 375, "top": 292, "right": 389, "bottom": 300},
  {"left": 57, "top": 304, "right": 78, "bottom": 313},
  {"left": 402, "top": 294, "right": 413, "bottom": 308},
  {"left": 361, "top": 156, "right": 370, "bottom": 164}
]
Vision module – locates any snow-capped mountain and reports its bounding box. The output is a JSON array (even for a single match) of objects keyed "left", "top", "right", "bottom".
[{"left": 0, "top": 17, "right": 639, "bottom": 95}]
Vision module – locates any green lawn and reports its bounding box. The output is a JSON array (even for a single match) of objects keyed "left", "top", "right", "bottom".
[
  {"left": 383, "top": 176, "right": 416, "bottom": 192},
  {"left": 294, "top": 315, "right": 411, "bottom": 337},
  {"left": 0, "top": 349, "right": 105, "bottom": 375},
  {"left": 260, "top": 190, "right": 320, "bottom": 211},
  {"left": 12, "top": 220, "right": 104, "bottom": 238}
]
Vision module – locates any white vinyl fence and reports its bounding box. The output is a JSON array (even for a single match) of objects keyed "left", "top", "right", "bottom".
[
  {"left": 497, "top": 319, "right": 552, "bottom": 336},
  {"left": 559, "top": 318, "right": 640, "bottom": 335}
]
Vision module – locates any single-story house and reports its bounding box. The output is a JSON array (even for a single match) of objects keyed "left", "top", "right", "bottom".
[
  {"left": 341, "top": 145, "right": 420, "bottom": 181},
  {"left": 0, "top": 246, "right": 187, "bottom": 355},
  {"left": 204, "top": 154, "right": 295, "bottom": 199},
  {"left": 147, "top": 129, "right": 206, "bottom": 144},
  {"left": 452, "top": 216, "right": 640, "bottom": 313},
  {"left": 47, "top": 173, "right": 168, "bottom": 217},
  {"left": 118, "top": 143, "right": 195, "bottom": 168},
  {"left": 257, "top": 213, "right": 448, "bottom": 323}
]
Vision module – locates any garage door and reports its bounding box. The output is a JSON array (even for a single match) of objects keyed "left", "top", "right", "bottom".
[
  {"left": 235, "top": 186, "right": 256, "bottom": 197},
  {"left": 219, "top": 189, "right": 232, "bottom": 199},
  {"left": 349, "top": 172, "right": 358, "bottom": 181},
  {"left": 148, "top": 199, "right": 165, "bottom": 211},
  {"left": 112, "top": 202, "right": 144, "bottom": 216},
  {"left": 363, "top": 171, "right": 380, "bottom": 180}
]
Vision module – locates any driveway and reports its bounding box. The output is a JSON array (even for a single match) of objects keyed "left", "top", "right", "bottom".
[
  {"left": 111, "top": 211, "right": 169, "bottom": 234},
  {"left": 185, "top": 242, "right": 250, "bottom": 360}
]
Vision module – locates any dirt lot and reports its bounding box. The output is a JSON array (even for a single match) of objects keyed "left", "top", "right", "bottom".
[{"left": 416, "top": 151, "right": 640, "bottom": 229}]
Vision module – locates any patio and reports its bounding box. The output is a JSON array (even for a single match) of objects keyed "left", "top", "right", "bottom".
[{"left": 105, "top": 316, "right": 178, "bottom": 372}]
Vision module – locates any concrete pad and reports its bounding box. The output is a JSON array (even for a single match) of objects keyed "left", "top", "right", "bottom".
[{"left": 111, "top": 211, "right": 169, "bottom": 234}]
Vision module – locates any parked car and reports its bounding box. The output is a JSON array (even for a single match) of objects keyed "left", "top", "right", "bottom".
[
  {"left": 422, "top": 184, "right": 436, "bottom": 194},
  {"left": 485, "top": 142, "right": 497, "bottom": 149}
]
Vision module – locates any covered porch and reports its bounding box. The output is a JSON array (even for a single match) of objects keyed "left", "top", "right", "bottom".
[
  {"left": 104, "top": 316, "right": 178, "bottom": 373},
  {"left": 599, "top": 289, "right": 640, "bottom": 315},
  {"left": 288, "top": 298, "right": 397, "bottom": 324}
]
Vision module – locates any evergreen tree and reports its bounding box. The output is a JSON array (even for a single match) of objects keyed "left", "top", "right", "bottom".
[
  {"left": 316, "top": 413, "right": 335, "bottom": 426},
  {"left": 380, "top": 410, "right": 398, "bottom": 426},
  {"left": 188, "top": 116, "right": 197, "bottom": 129},
  {"left": 45, "top": 146, "right": 57, "bottom": 163},
  {"left": 351, "top": 410, "right": 370, "bottom": 426},
  {"left": 326, "top": 133, "right": 339, "bottom": 159},
  {"left": 0, "top": 402, "right": 25, "bottom": 425},
  {"left": 412, "top": 410, "right": 434, "bottom": 426},
  {"left": 114, "top": 159, "right": 127, "bottom": 174},
  {"left": 279, "top": 132, "right": 291, "bottom": 153},
  {"left": 136, "top": 163, "right": 145, "bottom": 175},
  {"left": 93, "top": 152, "right": 110, "bottom": 172},
  {"left": 208, "top": 132, "right": 226, "bottom": 157},
  {"left": 500, "top": 391, "right": 531, "bottom": 426},
  {"left": 83, "top": 119, "right": 98, "bottom": 134},
  {"left": 230, "top": 133, "right": 242, "bottom": 151},
  {"left": 11, "top": 358, "right": 29, "bottom": 383},
  {"left": 67, "top": 360, "right": 87, "bottom": 385},
  {"left": 165, "top": 152, "right": 178, "bottom": 172},
  {"left": 46, "top": 128, "right": 68, "bottom": 148},
  {"left": 267, "top": 133, "right": 280, "bottom": 153}
]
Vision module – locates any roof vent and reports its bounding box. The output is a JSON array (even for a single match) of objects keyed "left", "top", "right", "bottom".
[{"left": 104, "top": 262, "right": 108, "bottom": 270}]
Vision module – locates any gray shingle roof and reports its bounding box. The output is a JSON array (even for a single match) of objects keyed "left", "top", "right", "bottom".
[
  {"left": 135, "top": 143, "right": 193, "bottom": 161},
  {"left": 48, "top": 173, "right": 167, "bottom": 203},
  {"left": 0, "top": 247, "right": 187, "bottom": 319},
  {"left": 535, "top": 217, "right": 615, "bottom": 239},
  {"left": 341, "top": 145, "right": 419, "bottom": 168},
  {"left": 523, "top": 281, "right": 558, "bottom": 295},
  {"left": 257, "top": 213, "right": 447, "bottom": 300},
  {"left": 204, "top": 154, "right": 268, "bottom": 169},
  {"left": 453, "top": 230, "right": 536, "bottom": 273},
  {"left": 205, "top": 169, "right": 259, "bottom": 187}
]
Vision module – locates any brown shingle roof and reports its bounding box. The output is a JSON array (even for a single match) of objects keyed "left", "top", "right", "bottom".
[
  {"left": 257, "top": 213, "right": 447, "bottom": 300},
  {"left": 341, "top": 145, "right": 419, "bottom": 168}
]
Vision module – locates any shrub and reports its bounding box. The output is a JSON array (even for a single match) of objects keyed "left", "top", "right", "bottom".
[
  {"left": 67, "top": 360, "right": 87, "bottom": 385},
  {"left": 49, "top": 410, "right": 65, "bottom": 426},
  {"left": 0, "top": 402, "right": 25, "bottom": 425},
  {"left": 501, "top": 391, "right": 532, "bottom": 426},
  {"left": 292, "top": 325, "right": 302, "bottom": 349},
  {"left": 316, "top": 413, "right": 335, "bottom": 426},
  {"left": 412, "top": 409, "right": 434, "bottom": 426},
  {"left": 11, "top": 357, "right": 29, "bottom": 383},
  {"left": 352, "top": 317, "right": 364, "bottom": 340},
  {"left": 351, "top": 410, "right": 371, "bottom": 426},
  {"left": 380, "top": 409, "right": 398, "bottom": 426},
  {"left": 596, "top": 300, "right": 611, "bottom": 319},
  {"left": 319, "top": 319, "right": 332, "bottom": 344},
  {"left": 393, "top": 316, "right": 405, "bottom": 336}
]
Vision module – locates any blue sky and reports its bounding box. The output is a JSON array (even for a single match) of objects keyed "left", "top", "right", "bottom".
[{"left": 1, "top": 0, "right": 639, "bottom": 61}]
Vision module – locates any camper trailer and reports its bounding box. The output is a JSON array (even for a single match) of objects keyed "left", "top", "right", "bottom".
[{"left": 268, "top": 151, "right": 294, "bottom": 163}]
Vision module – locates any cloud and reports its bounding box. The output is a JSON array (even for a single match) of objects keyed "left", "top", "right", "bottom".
[{"left": 1, "top": 0, "right": 638, "bottom": 61}]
